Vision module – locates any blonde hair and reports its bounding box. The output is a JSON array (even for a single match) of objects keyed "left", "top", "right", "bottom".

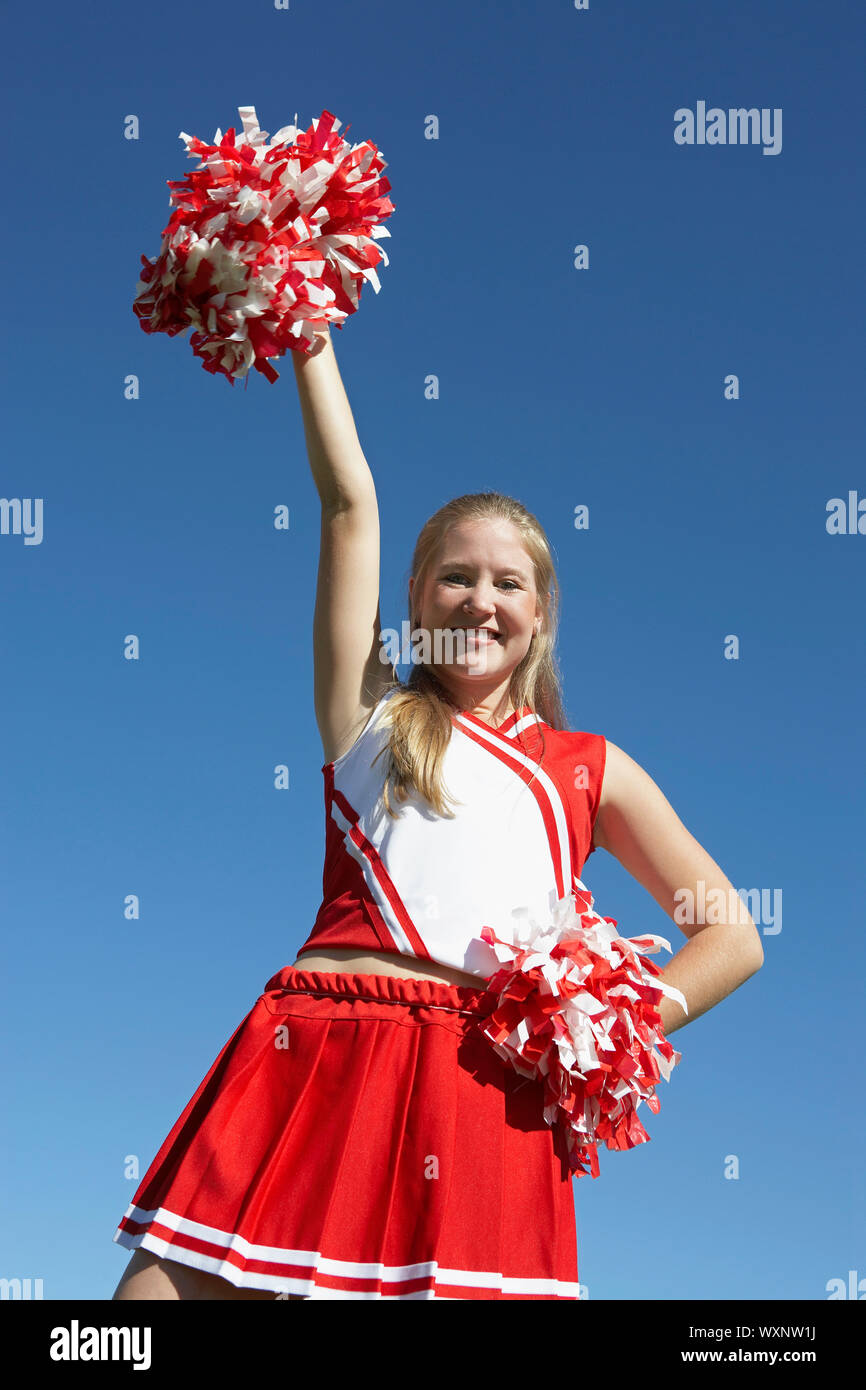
[{"left": 373, "top": 491, "right": 567, "bottom": 818}]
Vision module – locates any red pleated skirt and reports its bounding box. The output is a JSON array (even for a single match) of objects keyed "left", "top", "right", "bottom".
[{"left": 113, "top": 965, "right": 580, "bottom": 1300}]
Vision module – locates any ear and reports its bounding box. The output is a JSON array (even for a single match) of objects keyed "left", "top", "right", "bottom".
[{"left": 534, "top": 594, "right": 550, "bottom": 635}]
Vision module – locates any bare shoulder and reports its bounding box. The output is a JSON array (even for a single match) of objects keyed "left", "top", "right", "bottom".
[
  {"left": 596, "top": 738, "right": 642, "bottom": 800},
  {"left": 594, "top": 738, "right": 672, "bottom": 852}
]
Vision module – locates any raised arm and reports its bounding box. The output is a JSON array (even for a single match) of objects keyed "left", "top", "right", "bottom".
[{"left": 291, "top": 326, "right": 396, "bottom": 765}]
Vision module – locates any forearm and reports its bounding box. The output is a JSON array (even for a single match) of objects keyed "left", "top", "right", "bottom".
[
  {"left": 655, "top": 921, "right": 764, "bottom": 1036},
  {"left": 291, "top": 327, "right": 376, "bottom": 511}
]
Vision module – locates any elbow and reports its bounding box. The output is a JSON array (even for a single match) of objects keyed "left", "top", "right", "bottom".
[
  {"left": 739, "top": 912, "right": 765, "bottom": 975},
  {"left": 744, "top": 933, "right": 765, "bottom": 977},
  {"left": 730, "top": 918, "right": 764, "bottom": 979}
]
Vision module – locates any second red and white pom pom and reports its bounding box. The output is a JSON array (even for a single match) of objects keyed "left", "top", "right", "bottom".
[
  {"left": 132, "top": 106, "right": 394, "bottom": 384},
  {"left": 476, "top": 880, "right": 688, "bottom": 1179}
]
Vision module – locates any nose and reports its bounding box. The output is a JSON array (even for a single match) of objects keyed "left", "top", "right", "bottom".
[{"left": 462, "top": 584, "right": 497, "bottom": 617}]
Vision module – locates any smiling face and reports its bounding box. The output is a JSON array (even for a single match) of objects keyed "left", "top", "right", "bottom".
[{"left": 408, "top": 517, "right": 543, "bottom": 714}]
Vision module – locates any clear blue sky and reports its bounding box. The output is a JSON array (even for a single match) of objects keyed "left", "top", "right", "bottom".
[{"left": 2, "top": 0, "right": 863, "bottom": 1302}]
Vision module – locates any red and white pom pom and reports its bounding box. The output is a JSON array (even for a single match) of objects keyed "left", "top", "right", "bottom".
[
  {"left": 132, "top": 106, "right": 394, "bottom": 384},
  {"left": 477, "top": 880, "right": 688, "bottom": 1179}
]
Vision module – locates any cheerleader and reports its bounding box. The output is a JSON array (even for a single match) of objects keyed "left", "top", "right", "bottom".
[{"left": 112, "top": 324, "right": 764, "bottom": 1300}]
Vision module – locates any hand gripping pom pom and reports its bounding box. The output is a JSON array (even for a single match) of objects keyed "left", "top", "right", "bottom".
[
  {"left": 475, "top": 879, "right": 688, "bottom": 1179},
  {"left": 132, "top": 106, "right": 394, "bottom": 384}
]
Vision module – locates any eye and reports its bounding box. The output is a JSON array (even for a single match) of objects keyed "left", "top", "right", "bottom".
[{"left": 441, "top": 572, "right": 520, "bottom": 590}]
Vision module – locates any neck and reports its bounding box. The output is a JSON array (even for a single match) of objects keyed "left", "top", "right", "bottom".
[{"left": 432, "top": 672, "right": 518, "bottom": 724}]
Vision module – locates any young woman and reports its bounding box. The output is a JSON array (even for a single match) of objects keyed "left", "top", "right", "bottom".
[{"left": 112, "top": 325, "right": 763, "bottom": 1300}]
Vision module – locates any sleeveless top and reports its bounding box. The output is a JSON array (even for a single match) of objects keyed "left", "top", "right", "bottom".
[{"left": 295, "top": 684, "right": 607, "bottom": 981}]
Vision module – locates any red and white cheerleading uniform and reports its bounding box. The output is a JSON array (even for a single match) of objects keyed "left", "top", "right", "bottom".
[
  {"left": 296, "top": 686, "right": 605, "bottom": 975},
  {"left": 113, "top": 688, "right": 608, "bottom": 1300}
]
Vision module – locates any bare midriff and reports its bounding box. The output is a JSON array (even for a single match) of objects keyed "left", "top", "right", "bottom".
[{"left": 290, "top": 947, "right": 485, "bottom": 991}]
